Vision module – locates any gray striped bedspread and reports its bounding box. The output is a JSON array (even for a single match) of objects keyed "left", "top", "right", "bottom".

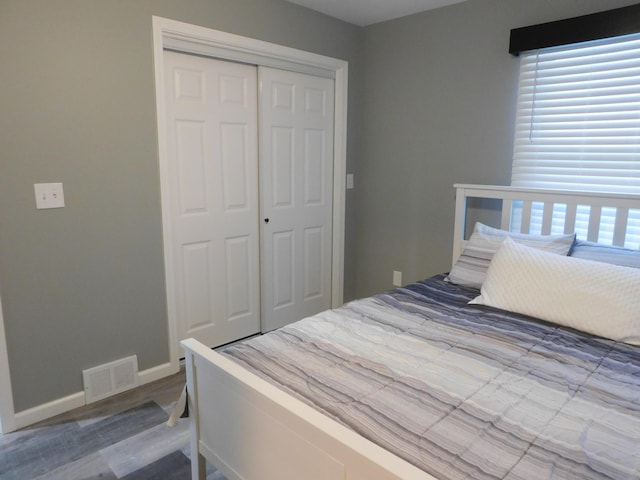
[{"left": 223, "top": 275, "right": 640, "bottom": 479}]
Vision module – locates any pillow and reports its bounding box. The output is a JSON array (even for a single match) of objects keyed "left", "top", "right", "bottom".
[
  {"left": 569, "top": 240, "right": 640, "bottom": 269},
  {"left": 446, "top": 222, "right": 576, "bottom": 289},
  {"left": 470, "top": 237, "right": 640, "bottom": 345}
]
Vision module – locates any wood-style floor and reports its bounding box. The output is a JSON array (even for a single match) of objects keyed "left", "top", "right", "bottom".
[{"left": 0, "top": 367, "right": 224, "bottom": 480}]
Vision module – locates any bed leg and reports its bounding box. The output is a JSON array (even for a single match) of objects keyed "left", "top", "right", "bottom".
[
  {"left": 191, "top": 452, "right": 206, "bottom": 480},
  {"left": 184, "top": 347, "right": 206, "bottom": 480}
]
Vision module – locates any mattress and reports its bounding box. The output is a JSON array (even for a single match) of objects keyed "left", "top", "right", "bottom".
[{"left": 223, "top": 275, "right": 640, "bottom": 480}]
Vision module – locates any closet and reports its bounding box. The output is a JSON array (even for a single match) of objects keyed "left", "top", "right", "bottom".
[{"left": 163, "top": 50, "right": 335, "bottom": 348}]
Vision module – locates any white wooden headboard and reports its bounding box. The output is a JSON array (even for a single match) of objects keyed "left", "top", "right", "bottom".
[{"left": 453, "top": 184, "right": 640, "bottom": 268}]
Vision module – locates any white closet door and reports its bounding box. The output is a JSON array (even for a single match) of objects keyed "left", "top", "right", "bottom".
[
  {"left": 259, "top": 67, "right": 335, "bottom": 332},
  {"left": 164, "top": 51, "right": 260, "bottom": 348}
]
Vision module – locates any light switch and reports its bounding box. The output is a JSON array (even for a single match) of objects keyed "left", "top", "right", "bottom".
[
  {"left": 346, "top": 173, "right": 354, "bottom": 189},
  {"left": 34, "top": 183, "right": 65, "bottom": 209}
]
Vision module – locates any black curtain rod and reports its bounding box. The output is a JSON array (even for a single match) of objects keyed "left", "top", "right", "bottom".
[{"left": 509, "top": 3, "right": 640, "bottom": 55}]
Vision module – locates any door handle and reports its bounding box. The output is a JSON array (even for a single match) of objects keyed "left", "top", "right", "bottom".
[{"left": 264, "top": 218, "right": 269, "bottom": 223}]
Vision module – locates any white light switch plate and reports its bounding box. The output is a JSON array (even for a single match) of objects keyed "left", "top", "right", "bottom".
[
  {"left": 346, "top": 173, "right": 354, "bottom": 189},
  {"left": 34, "top": 183, "right": 65, "bottom": 209}
]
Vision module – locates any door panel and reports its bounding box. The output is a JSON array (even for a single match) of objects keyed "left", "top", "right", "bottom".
[
  {"left": 164, "top": 51, "right": 260, "bottom": 348},
  {"left": 273, "top": 230, "right": 295, "bottom": 309},
  {"left": 176, "top": 121, "right": 207, "bottom": 213},
  {"left": 272, "top": 127, "right": 294, "bottom": 207},
  {"left": 303, "top": 226, "right": 324, "bottom": 300},
  {"left": 260, "top": 67, "right": 335, "bottom": 332},
  {"left": 225, "top": 235, "right": 253, "bottom": 319},
  {"left": 304, "top": 129, "right": 326, "bottom": 204},
  {"left": 182, "top": 242, "right": 212, "bottom": 331}
]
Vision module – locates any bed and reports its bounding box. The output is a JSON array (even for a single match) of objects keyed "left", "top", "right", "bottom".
[{"left": 181, "top": 184, "right": 640, "bottom": 480}]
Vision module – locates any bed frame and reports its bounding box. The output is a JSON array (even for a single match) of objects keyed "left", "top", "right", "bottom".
[
  {"left": 182, "top": 184, "right": 640, "bottom": 480},
  {"left": 453, "top": 183, "right": 640, "bottom": 266}
]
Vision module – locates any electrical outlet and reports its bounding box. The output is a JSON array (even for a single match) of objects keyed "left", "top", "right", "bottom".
[
  {"left": 393, "top": 270, "right": 402, "bottom": 287},
  {"left": 34, "top": 183, "right": 65, "bottom": 209}
]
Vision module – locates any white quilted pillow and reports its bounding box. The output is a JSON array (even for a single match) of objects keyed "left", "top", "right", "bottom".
[{"left": 470, "top": 237, "right": 640, "bottom": 345}]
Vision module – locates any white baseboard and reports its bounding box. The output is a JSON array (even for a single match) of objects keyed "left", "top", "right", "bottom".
[
  {"left": 14, "top": 391, "right": 86, "bottom": 430},
  {"left": 138, "top": 361, "right": 177, "bottom": 385},
  {"left": 11, "top": 361, "right": 178, "bottom": 431}
]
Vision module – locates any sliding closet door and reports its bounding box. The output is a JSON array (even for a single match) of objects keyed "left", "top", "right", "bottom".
[
  {"left": 164, "top": 51, "right": 260, "bottom": 348},
  {"left": 259, "top": 67, "right": 335, "bottom": 332}
]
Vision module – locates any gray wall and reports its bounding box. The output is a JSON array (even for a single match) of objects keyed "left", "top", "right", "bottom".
[
  {"left": 352, "top": 0, "right": 639, "bottom": 297},
  {"left": 0, "top": 0, "right": 361, "bottom": 412},
  {"left": 0, "top": 0, "right": 635, "bottom": 414}
]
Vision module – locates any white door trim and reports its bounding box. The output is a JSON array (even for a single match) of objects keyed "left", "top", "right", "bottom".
[
  {"left": 0, "top": 291, "right": 16, "bottom": 433},
  {"left": 152, "top": 16, "right": 348, "bottom": 370}
]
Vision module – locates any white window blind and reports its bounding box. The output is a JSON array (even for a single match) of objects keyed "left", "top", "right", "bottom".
[{"left": 511, "top": 33, "right": 640, "bottom": 248}]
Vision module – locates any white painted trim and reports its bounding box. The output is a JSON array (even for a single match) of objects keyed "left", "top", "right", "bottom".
[
  {"left": 0, "top": 292, "right": 16, "bottom": 433},
  {"left": 332, "top": 64, "right": 348, "bottom": 306},
  {"left": 158, "top": 18, "right": 340, "bottom": 79},
  {"left": 138, "top": 361, "right": 176, "bottom": 385},
  {"left": 10, "top": 362, "right": 176, "bottom": 431},
  {"left": 13, "top": 392, "right": 86, "bottom": 430},
  {"left": 152, "top": 16, "right": 348, "bottom": 370}
]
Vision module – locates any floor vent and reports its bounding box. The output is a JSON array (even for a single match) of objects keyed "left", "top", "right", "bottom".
[{"left": 82, "top": 355, "right": 139, "bottom": 403}]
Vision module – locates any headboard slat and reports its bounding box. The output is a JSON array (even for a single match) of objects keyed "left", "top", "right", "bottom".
[
  {"left": 541, "top": 202, "right": 554, "bottom": 235},
  {"left": 500, "top": 199, "right": 512, "bottom": 230},
  {"left": 587, "top": 206, "right": 602, "bottom": 243},
  {"left": 520, "top": 201, "right": 532, "bottom": 234},
  {"left": 564, "top": 203, "right": 577, "bottom": 235},
  {"left": 613, "top": 208, "right": 629, "bottom": 247}
]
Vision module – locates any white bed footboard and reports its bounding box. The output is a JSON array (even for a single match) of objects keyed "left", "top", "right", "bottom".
[{"left": 182, "top": 338, "right": 436, "bottom": 480}]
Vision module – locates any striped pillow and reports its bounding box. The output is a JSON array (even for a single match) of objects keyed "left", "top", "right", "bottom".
[
  {"left": 446, "top": 222, "right": 575, "bottom": 289},
  {"left": 569, "top": 240, "right": 640, "bottom": 269}
]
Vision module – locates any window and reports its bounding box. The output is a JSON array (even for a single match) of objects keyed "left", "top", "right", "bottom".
[{"left": 511, "top": 33, "right": 640, "bottom": 248}]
